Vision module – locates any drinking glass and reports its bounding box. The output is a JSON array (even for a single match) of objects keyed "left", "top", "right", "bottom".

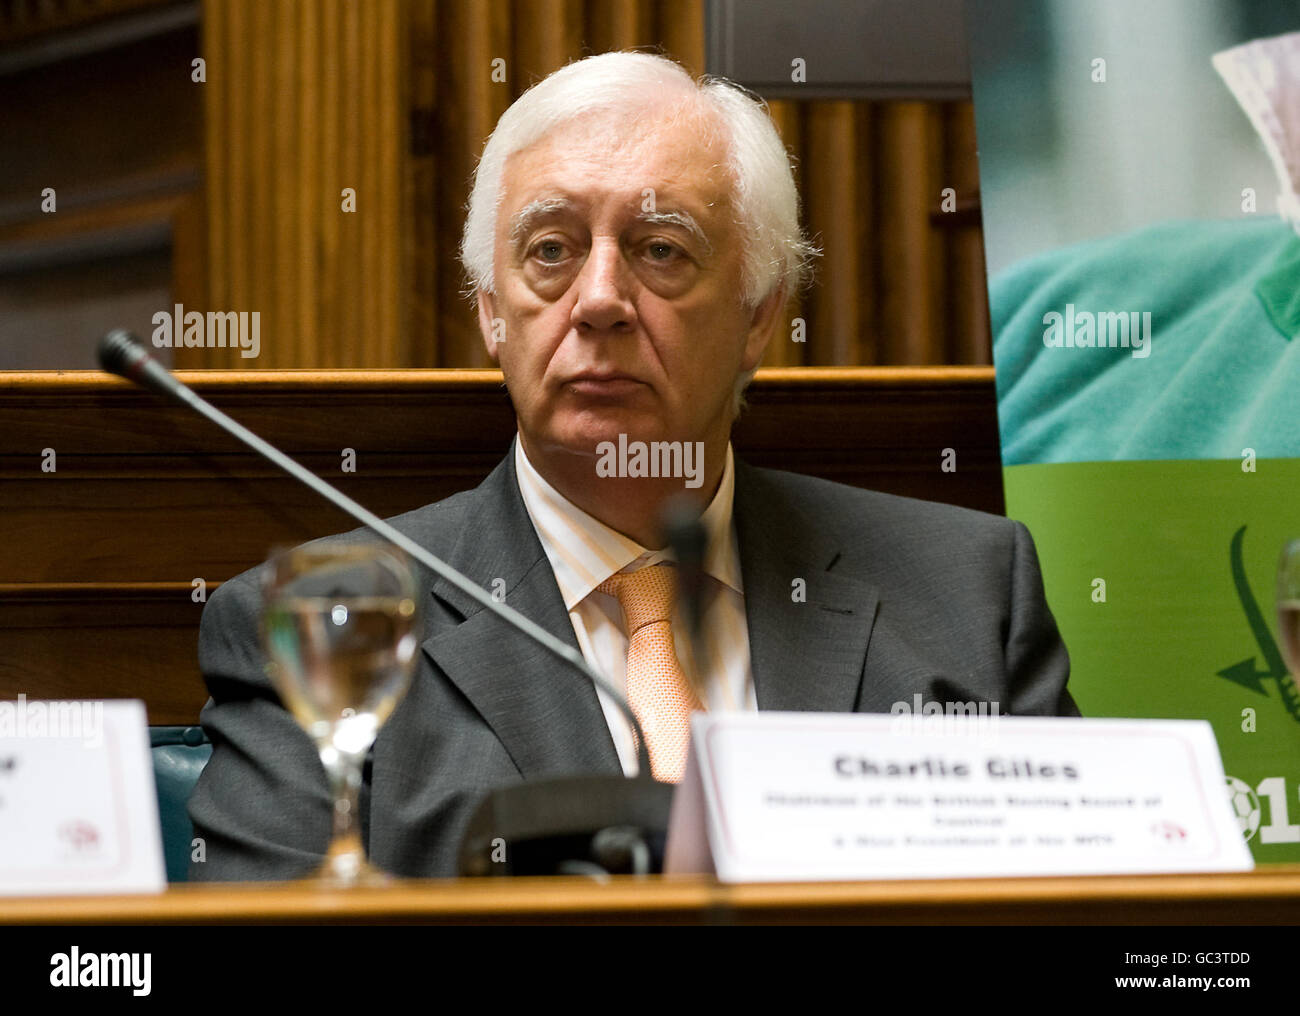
[
  {"left": 261, "top": 540, "right": 419, "bottom": 885},
  {"left": 1278, "top": 539, "right": 1300, "bottom": 678}
]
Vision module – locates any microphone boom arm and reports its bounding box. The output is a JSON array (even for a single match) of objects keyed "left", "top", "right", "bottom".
[{"left": 98, "top": 329, "right": 654, "bottom": 779}]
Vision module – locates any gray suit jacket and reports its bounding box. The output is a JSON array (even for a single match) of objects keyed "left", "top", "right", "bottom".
[{"left": 188, "top": 452, "right": 1077, "bottom": 880}]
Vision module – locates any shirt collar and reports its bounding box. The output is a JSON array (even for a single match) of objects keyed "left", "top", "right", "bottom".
[{"left": 514, "top": 435, "right": 742, "bottom": 610}]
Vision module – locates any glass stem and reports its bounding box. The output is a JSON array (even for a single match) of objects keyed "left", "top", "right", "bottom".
[{"left": 320, "top": 744, "right": 367, "bottom": 882}]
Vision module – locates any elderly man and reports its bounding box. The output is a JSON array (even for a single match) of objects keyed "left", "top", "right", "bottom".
[{"left": 189, "top": 51, "right": 1077, "bottom": 881}]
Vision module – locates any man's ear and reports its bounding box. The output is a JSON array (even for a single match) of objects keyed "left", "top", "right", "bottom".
[
  {"left": 741, "top": 282, "right": 787, "bottom": 372},
  {"left": 477, "top": 290, "right": 501, "bottom": 364}
]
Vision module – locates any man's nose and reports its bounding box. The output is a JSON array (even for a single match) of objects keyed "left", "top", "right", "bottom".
[{"left": 571, "top": 239, "right": 636, "bottom": 333}]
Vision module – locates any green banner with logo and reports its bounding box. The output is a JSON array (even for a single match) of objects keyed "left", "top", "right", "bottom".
[
  {"left": 970, "top": 0, "right": 1300, "bottom": 861},
  {"left": 1004, "top": 461, "right": 1300, "bottom": 859}
]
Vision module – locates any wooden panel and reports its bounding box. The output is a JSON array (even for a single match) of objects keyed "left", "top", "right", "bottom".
[
  {"left": 512, "top": 0, "right": 584, "bottom": 88},
  {"left": 943, "top": 102, "right": 991, "bottom": 364},
  {"left": 655, "top": 0, "right": 705, "bottom": 76},
  {"left": 406, "top": 0, "right": 438, "bottom": 367},
  {"left": 199, "top": 0, "right": 405, "bottom": 368},
  {"left": 804, "top": 101, "right": 862, "bottom": 365},
  {"left": 429, "top": 0, "right": 512, "bottom": 367},
  {"left": 875, "top": 102, "right": 946, "bottom": 364},
  {"left": 0, "top": 584, "right": 208, "bottom": 724},
  {"left": 764, "top": 99, "right": 806, "bottom": 369},
  {"left": 590, "top": 0, "right": 653, "bottom": 53},
  {"left": 760, "top": 97, "right": 991, "bottom": 368},
  {"left": 0, "top": 367, "right": 1000, "bottom": 722}
]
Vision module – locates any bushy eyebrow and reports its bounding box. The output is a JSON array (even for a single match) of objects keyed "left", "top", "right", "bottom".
[
  {"left": 507, "top": 198, "right": 572, "bottom": 249},
  {"left": 638, "top": 210, "right": 713, "bottom": 256},
  {"left": 506, "top": 199, "right": 713, "bottom": 256}
]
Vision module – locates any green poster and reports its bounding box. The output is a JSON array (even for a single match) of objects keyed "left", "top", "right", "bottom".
[
  {"left": 969, "top": 2, "right": 1300, "bottom": 862},
  {"left": 1005, "top": 461, "right": 1300, "bottom": 861}
]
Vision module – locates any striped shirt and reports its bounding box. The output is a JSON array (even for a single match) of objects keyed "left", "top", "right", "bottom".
[{"left": 513, "top": 436, "right": 756, "bottom": 777}]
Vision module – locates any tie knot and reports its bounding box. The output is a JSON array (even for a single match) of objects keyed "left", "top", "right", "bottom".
[{"left": 598, "top": 564, "right": 677, "bottom": 634}]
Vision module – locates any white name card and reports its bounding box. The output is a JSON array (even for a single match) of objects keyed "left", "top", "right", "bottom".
[
  {"left": 664, "top": 712, "right": 1254, "bottom": 881},
  {"left": 0, "top": 699, "right": 166, "bottom": 896}
]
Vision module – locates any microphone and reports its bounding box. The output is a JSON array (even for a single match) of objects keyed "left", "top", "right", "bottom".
[
  {"left": 98, "top": 330, "right": 673, "bottom": 876},
  {"left": 661, "top": 495, "right": 711, "bottom": 681},
  {"left": 99, "top": 328, "right": 198, "bottom": 404}
]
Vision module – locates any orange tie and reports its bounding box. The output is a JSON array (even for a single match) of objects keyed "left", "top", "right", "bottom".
[{"left": 598, "top": 564, "right": 703, "bottom": 783}]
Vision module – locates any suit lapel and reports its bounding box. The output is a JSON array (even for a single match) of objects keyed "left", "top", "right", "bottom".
[
  {"left": 420, "top": 452, "right": 621, "bottom": 777},
  {"left": 420, "top": 451, "right": 884, "bottom": 772},
  {"left": 733, "top": 458, "right": 879, "bottom": 713}
]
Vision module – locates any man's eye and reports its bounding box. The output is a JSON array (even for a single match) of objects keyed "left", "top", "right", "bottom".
[
  {"left": 644, "top": 241, "right": 681, "bottom": 262},
  {"left": 532, "top": 240, "right": 566, "bottom": 263}
]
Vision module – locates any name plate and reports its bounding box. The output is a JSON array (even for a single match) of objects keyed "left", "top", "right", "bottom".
[
  {"left": 0, "top": 699, "right": 166, "bottom": 895},
  {"left": 664, "top": 713, "right": 1254, "bottom": 881}
]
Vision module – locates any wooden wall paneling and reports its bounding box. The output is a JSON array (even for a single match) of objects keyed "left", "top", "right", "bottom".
[
  {"left": 250, "top": 0, "right": 274, "bottom": 364},
  {"left": 200, "top": 0, "right": 404, "bottom": 368},
  {"left": 358, "top": 0, "right": 406, "bottom": 367},
  {"left": 378, "top": 0, "right": 404, "bottom": 369},
  {"left": 511, "top": 0, "right": 583, "bottom": 88},
  {"left": 757, "top": 97, "right": 980, "bottom": 369},
  {"left": 170, "top": 188, "right": 207, "bottom": 316},
  {"left": 0, "top": 585, "right": 211, "bottom": 726},
  {"left": 319, "top": 0, "right": 344, "bottom": 365},
  {"left": 254, "top": 3, "right": 282, "bottom": 353},
  {"left": 338, "top": 0, "right": 361, "bottom": 366},
  {"left": 434, "top": 0, "right": 511, "bottom": 367},
  {"left": 406, "top": 0, "right": 437, "bottom": 366},
  {"left": 763, "top": 98, "right": 804, "bottom": 369},
  {"left": 275, "top": 0, "right": 298, "bottom": 365},
  {"left": 358, "top": 0, "right": 376, "bottom": 365},
  {"left": 944, "top": 101, "right": 991, "bottom": 364},
  {"left": 295, "top": 0, "right": 319, "bottom": 369},
  {"left": 225, "top": 0, "right": 248, "bottom": 362},
  {"left": 875, "top": 102, "right": 946, "bottom": 364},
  {"left": 588, "top": 0, "right": 652, "bottom": 52},
  {"left": 654, "top": 0, "right": 705, "bottom": 76},
  {"left": 198, "top": 0, "right": 234, "bottom": 367},
  {"left": 853, "top": 101, "right": 879, "bottom": 366},
  {"left": 199, "top": 2, "right": 226, "bottom": 351},
  {"left": 804, "top": 101, "right": 861, "bottom": 366}
]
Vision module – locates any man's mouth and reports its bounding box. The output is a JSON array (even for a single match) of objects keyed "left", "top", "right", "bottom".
[{"left": 563, "top": 373, "right": 646, "bottom": 397}]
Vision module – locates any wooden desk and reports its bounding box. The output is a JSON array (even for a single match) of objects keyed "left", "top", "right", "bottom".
[{"left": 3, "top": 869, "right": 1299, "bottom": 925}]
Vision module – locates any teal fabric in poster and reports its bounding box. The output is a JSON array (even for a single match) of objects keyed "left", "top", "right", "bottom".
[{"left": 991, "top": 216, "right": 1300, "bottom": 466}]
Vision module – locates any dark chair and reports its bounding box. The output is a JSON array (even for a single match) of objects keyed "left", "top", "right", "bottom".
[{"left": 149, "top": 725, "right": 212, "bottom": 882}]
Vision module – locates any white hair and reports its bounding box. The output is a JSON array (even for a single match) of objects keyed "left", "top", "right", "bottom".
[{"left": 460, "top": 50, "right": 818, "bottom": 314}]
